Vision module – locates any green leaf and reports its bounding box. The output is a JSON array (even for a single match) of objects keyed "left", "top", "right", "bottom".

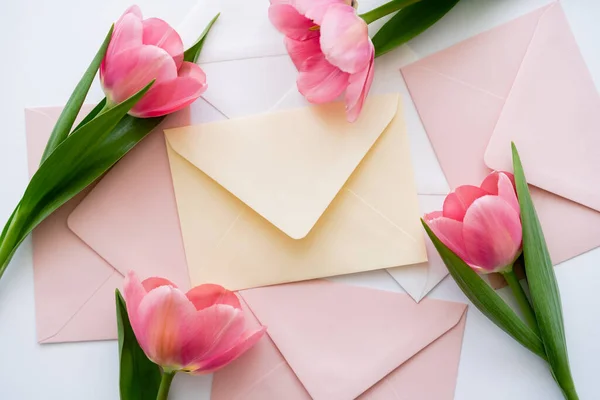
[
  {"left": 73, "top": 98, "right": 108, "bottom": 133},
  {"left": 0, "top": 83, "right": 159, "bottom": 279},
  {"left": 183, "top": 13, "right": 220, "bottom": 63},
  {"left": 512, "top": 144, "right": 579, "bottom": 399},
  {"left": 40, "top": 25, "right": 113, "bottom": 164},
  {"left": 372, "top": 0, "right": 460, "bottom": 57},
  {"left": 422, "top": 220, "right": 547, "bottom": 360},
  {"left": 116, "top": 290, "right": 162, "bottom": 400},
  {"left": 0, "top": 14, "right": 218, "bottom": 279}
]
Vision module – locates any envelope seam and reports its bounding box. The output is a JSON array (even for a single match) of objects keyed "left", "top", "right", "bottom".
[
  {"left": 488, "top": 3, "right": 554, "bottom": 141},
  {"left": 267, "top": 85, "right": 299, "bottom": 113},
  {"left": 382, "top": 376, "right": 402, "bottom": 400},
  {"left": 39, "top": 270, "right": 118, "bottom": 342},
  {"left": 199, "top": 53, "right": 290, "bottom": 65},
  {"left": 198, "top": 96, "right": 230, "bottom": 119},
  {"left": 345, "top": 189, "right": 418, "bottom": 245},
  {"left": 233, "top": 295, "right": 311, "bottom": 399},
  {"left": 214, "top": 210, "right": 245, "bottom": 249},
  {"left": 411, "top": 66, "right": 505, "bottom": 101},
  {"left": 232, "top": 361, "right": 289, "bottom": 400}
]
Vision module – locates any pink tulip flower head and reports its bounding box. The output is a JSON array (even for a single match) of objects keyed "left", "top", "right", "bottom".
[
  {"left": 269, "top": 0, "right": 374, "bottom": 122},
  {"left": 101, "top": 6, "right": 208, "bottom": 118},
  {"left": 424, "top": 172, "right": 523, "bottom": 274},
  {"left": 123, "top": 271, "right": 266, "bottom": 374}
]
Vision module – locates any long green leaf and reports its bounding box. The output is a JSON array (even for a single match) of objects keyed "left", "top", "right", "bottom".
[
  {"left": 116, "top": 290, "right": 162, "bottom": 400},
  {"left": 372, "top": 0, "right": 459, "bottom": 57},
  {"left": 0, "top": 83, "right": 157, "bottom": 279},
  {"left": 73, "top": 98, "right": 107, "bottom": 133},
  {"left": 422, "top": 220, "right": 547, "bottom": 360},
  {"left": 512, "top": 144, "right": 578, "bottom": 399},
  {"left": 183, "top": 13, "right": 220, "bottom": 63},
  {"left": 40, "top": 25, "right": 113, "bottom": 164},
  {"left": 0, "top": 15, "right": 222, "bottom": 279}
]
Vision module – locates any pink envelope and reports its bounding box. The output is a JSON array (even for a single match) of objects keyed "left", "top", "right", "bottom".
[
  {"left": 212, "top": 280, "right": 467, "bottom": 400},
  {"left": 25, "top": 106, "right": 190, "bottom": 343},
  {"left": 401, "top": 3, "right": 600, "bottom": 269},
  {"left": 484, "top": 4, "right": 600, "bottom": 212}
]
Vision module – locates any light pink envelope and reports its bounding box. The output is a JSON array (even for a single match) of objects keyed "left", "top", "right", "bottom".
[
  {"left": 25, "top": 106, "right": 190, "bottom": 343},
  {"left": 400, "top": 3, "right": 600, "bottom": 269},
  {"left": 484, "top": 3, "right": 600, "bottom": 212},
  {"left": 212, "top": 280, "right": 467, "bottom": 400}
]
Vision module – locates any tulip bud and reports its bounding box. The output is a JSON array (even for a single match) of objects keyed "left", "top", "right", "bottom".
[
  {"left": 101, "top": 6, "right": 207, "bottom": 118},
  {"left": 123, "top": 271, "right": 266, "bottom": 375},
  {"left": 424, "top": 172, "right": 522, "bottom": 274}
]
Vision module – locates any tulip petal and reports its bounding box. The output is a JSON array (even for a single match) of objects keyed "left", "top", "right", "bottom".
[
  {"left": 443, "top": 185, "right": 489, "bottom": 222},
  {"left": 190, "top": 327, "right": 267, "bottom": 374},
  {"left": 297, "top": 53, "right": 349, "bottom": 103},
  {"left": 110, "top": 10, "right": 144, "bottom": 57},
  {"left": 285, "top": 37, "right": 322, "bottom": 70},
  {"left": 423, "top": 211, "right": 443, "bottom": 221},
  {"left": 133, "top": 285, "right": 197, "bottom": 367},
  {"left": 122, "top": 5, "right": 142, "bottom": 18},
  {"left": 102, "top": 44, "right": 177, "bottom": 105},
  {"left": 102, "top": 11, "right": 144, "bottom": 78},
  {"left": 186, "top": 284, "right": 241, "bottom": 311},
  {"left": 425, "top": 215, "right": 470, "bottom": 263},
  {"left": 463, "top": 196, "right": 522, "bottom": 272},
  {"left": 480, "top": 172, "right": 520, "bottom": 215},
  {"left": 480, "top": 171, "right": 516, "bottom": 195},
  {"left": 142, "top": 277, "right": 177, "bottom": 292},
  {"left": 294, "top": 0, "right": 349, "bottom": 24},
  {"left": 345, "top": 54, "right": 374, "bottom": 122},
  {"left": 269, "top": 4, "right": 319, "bottom": 41},
  {"left": 320, "top": 4, "right": 372, "bottom": 74},
  {"left": 496, "top": 173, "right": 520, "bottom": 215},
  {"left": 178, "top": 305, "right": 246, "bottom": 368},
  {"left": 123, "top": 271, "right": 148, "bottom": 331},
  {"left": 142, "top": 18, "right": 184, "bottom": 69},
  {"left": 129, "top": 61, "right": 206, "bottom": 118}
]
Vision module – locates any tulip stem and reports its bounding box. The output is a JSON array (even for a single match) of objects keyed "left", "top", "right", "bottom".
[
  {"left": 502, "top": 269, "right": 539, "bottom": 334},
  {"left": 156, "top": 371, "right": 176, "bottom": 400},
  {"left": 359, "top": 0, "right": 422, "bottom": 24}
]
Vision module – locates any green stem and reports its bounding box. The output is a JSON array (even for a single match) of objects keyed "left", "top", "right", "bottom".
[
  {"left": 559, "top": 381, "right": 579, "bottom": 400},
  {"left": 359, "top": 0, "right": 422, "bottom": 24},
  {"left": 0, "top": 208, "right": 23, "bottom": 280},
  {"left": 502, "top": 269, "right": 539, "bottom": 334},
  {"left": 156, "top": 371, "right": 176, "bottom": 400},
  {"left": 97, "top": 101, "right": 112, "bottom": 116}
]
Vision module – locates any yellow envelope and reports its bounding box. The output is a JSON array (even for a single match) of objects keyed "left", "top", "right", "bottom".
[{"left": 164, "top": 94, "right": 427, "bottom": 290}]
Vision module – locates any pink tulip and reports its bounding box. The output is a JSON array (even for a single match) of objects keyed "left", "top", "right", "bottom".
[
  {"left": 123, "top": 271, "right": 266, "bottom": 374},
  {"left": 269, "top": 0, "right": 374, "bottom": 122},
  {"left": 101, "top": 6, "right": 208, "bottom": 118},
  {"left": 424, "top": 172, "right": 523, "bottom": 273}
]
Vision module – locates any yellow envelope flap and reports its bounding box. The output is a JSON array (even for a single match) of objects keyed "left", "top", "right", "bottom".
[{"left": 164, "top": 94, "right": 399, "bottom": 239}]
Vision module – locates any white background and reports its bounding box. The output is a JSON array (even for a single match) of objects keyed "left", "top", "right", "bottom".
[{"left": 1, "top": 0, "right": 600, "bottom": 399}]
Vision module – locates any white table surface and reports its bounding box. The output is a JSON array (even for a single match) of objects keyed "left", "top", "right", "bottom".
[{"left": 1, "top": 0, "right": 599, "bottom": 399}]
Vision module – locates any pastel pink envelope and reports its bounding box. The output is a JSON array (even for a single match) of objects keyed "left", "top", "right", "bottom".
[
  {"left": 212, "top": 280, "right": 467, "bottom": 400},
  {"left": 25, "top": 106, "right": 190, "bottom": 343},
  {"left": 484, "top": 3, "right": 600, "bottom": 212},
  {"left": 401, "top": 3, "right": 600, "bottom": 269}
]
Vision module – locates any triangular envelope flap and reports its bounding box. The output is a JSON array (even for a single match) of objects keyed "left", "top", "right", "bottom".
[
  {"left": 240, "top": 280, "right": 467, "bottom": 400},
  {"left": 164, "top": 94, "right": 399, "bottom": 239},
  {"left": 403, "top": 4, "right": 547, "bottom": 99},
  {"left": 485, "top": 3, "right": 600, "bottom": 212}
]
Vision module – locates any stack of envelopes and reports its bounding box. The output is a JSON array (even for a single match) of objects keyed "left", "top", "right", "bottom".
[{"left": 25, "top": 93, "right": 439, "bottom": 344}]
